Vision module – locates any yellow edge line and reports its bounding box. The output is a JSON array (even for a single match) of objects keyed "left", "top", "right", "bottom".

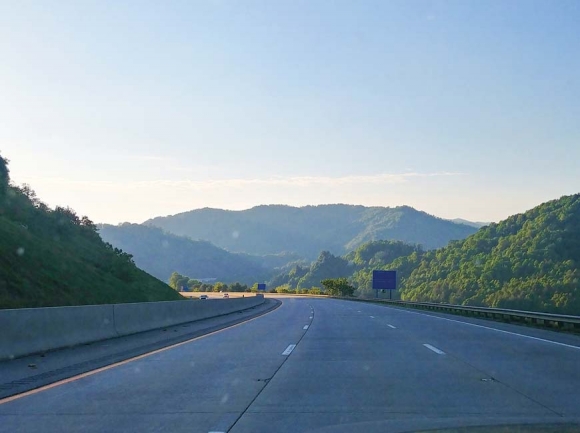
[{"left": 0, "top": 301, "right": 281, "bottom": 405}]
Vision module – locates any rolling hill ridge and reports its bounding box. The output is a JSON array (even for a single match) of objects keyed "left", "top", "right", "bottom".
[
  {"left": 145, "top": 204, "right": 478, "bottom": 258},
  {"left": 98, "top": 223, "right": 275, "bottom": 284}
]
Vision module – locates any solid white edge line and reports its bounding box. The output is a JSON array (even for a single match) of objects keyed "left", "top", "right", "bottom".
[
  {"left": 303, "top": 325, "right": 309, "bottom": 330},
  {"left": 387, "top": 324, "right": 396, "bottom": 329},
  {"left": 282, "top": 344, "right": 296, "bottom": 355},
  {"left": 389, "top": 305, "right": 580, "bottom": 351},
  {"left": 423, "top": 343, "right": 445, "bottom": 355}
]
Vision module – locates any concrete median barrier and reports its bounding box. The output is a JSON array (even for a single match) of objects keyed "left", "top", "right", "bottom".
[
  {"left": 0, "top": 295, "right": 265, "bottom": 361},
  {"left": 113, "top": 296, "right": 265, "bottom": 336},
  {"left": 0, "top": 304, "right": 117, "bottom": 361}
]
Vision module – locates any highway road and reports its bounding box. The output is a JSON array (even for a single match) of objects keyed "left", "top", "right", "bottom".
[{"left": 1, "top": 297, "right": 580, "bottom": 433}]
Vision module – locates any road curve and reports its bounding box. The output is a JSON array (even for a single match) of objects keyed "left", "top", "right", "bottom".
[{"left": 1, "top": 297, "right": 580, "bottom": 433}]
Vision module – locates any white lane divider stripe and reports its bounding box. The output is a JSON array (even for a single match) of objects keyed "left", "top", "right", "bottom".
[
  {"left": 423, "top": 343, "right": 445, "bottom": 355},
  {"left": 392, "top": 307, "right": 580, "bottom": 351},
  {"left": 370, "top": 316, "right": 375, "bottom": 319},
  {"left": 387, "top": 324, "right": 396, "bottom": 329},
  {"left": 282, "top": 344, "right": 297, "bottom": 355},
  {"left": 303, "top": 325, "right": 309, "bottom": 330},
  {"left": 309, "top": 316, "right": 313, "bottom": 319}
]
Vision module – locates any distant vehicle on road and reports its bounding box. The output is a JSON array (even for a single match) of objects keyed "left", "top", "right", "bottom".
[
  {"left": 199, "top": 295, "right": 208, "bottom": 300},
  {"left": 223, "top": 293, "right": 229, "bottom": 298}
]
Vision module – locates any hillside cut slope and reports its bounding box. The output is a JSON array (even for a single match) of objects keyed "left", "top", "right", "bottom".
[{"left": 0, "top": 154, "right": 182, "bottom": 309}]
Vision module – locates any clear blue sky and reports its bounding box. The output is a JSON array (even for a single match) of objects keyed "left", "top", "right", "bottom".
[{"left": 1, "top": 0, "right": 579, "bottom": 224}]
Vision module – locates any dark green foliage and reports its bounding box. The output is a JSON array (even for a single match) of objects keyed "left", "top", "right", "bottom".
[
  {"left": 296, "top": 251, "right": 353, "bottom": 289},
  {"left": 352, "top": 250, "right": 425, "bottom": 298},
  {"left": 0, "top": 155, "right": 9, "bottom": 201},
  {"left": 0, "top": 155, "right": 182, "bottom": 309},
  {"left": 268, "top": 264, "right": 309, "bottom": 288},
  {"left": 168, "top": 271, "right": 191, "bottom": 291},
  {"left": 168, "top": 271, "right": 248, "bottom": 293},
  {"left": 401, "top": 194, "right": 580, "bottom": 314},
  {"left": 98, "top": 223, "right": 273, "bottom": 284},
  {"left": 270, "top": 240, "right": 420, "bottom": 295},
  {"left": 345, "top": 240, "right": 421, "bottom": 267},
  {"left": 145, "top": 204, "right": 477, "bottom": 258},
  {"left": 321, "top": 278, "right": 356, "bottom": 297},
  {"left": 228, "top": 282, "right": 248, "bottom": 292}
]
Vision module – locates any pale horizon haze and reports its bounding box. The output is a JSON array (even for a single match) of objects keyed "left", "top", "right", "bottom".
[{"left": 1, "top": 1, "right": 579, "bottom": 225}]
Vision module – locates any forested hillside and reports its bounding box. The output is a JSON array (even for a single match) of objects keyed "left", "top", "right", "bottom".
[
  {"left": 267, "top": 195, "right": 580, "bottom": 315},
  {"left": 269, "top": 240, "right": 420, "bottom": 292},
  {"left": 98, "top": 223, "right": 274, "bottom": 284},
  {"left": 145, "top": 204, "right": 477, "bottom": 258},
  {"left": 0, "top": 154, "right": 182, "bottom": 309},
  {"left": 400, "top": 194, "right": 580, "bottom": 314}
]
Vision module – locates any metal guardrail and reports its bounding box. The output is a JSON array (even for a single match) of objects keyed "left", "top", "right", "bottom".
[{"left": 340, "top": 297, "right": 580, "bottom": 331}]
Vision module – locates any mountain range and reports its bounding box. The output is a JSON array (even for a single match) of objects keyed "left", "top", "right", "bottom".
[
  {"left": 98, "top": 223, "right": 276, "bottom": 284},
  {"left": 145, "top": 204, "right": 478, "bottom": 258}
]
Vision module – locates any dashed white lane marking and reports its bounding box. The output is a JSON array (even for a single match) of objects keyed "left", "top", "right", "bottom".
[
  {"left": 370, "top": 316, "right": 375, "bottom": 319},
  {"left": 303, "top": 325, "right": 309, "bottom": 330},
  {"left": 423, "top": 343, "right": 445, "bottom": 355},
  {"left": 282, "top": 344, "right": 297, "bottom": 355},
  {"left": 387, "top": 324, "right": 396, "bottom": 329},
  {"left": 391, "top": 306, "right": 580, "bottom": 351}
]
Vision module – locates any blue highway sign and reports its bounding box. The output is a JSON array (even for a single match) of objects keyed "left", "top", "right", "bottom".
[{"left": 372, "top": 270, "right": 397, "bottom": 290}]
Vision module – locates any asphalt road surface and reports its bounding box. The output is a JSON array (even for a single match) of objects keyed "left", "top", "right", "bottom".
[{"left": 1, "top": 297, "right": 580, "bottom": 433}]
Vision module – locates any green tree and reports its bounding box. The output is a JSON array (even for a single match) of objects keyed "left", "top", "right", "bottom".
[
  {"left": 297, "top": 251, "right": 351, "bottom": 289},
  {"left": 275, "top": 284, "right": 293, "bottom": 293},
  {"left": 200, "top": 283, "right": 213, "bottom": 292},
  {"left": 169, "top": 272, "right": 189, "bottom": 291},
  {"left": 321, "top": 278, "right": 355, "bottom": 297},
  {"left": 309, "top": 287, "right": 322, "bottom": 295},
  {"left": 187, "top": 279, "right": 202, "bottom": 291},
  {"left": 229, "top": 282, "right": 247, "bottom": 292},
  {"left": 213, "top": 282, "right": 227, "bottom": 292}
]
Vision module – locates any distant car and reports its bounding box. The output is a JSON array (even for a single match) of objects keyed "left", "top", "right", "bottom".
[
  {"left": 199, "top": 295, "right": 208, "bottom": 300},
  {"left": 222, "top": 293, "right": 229, "bottom": 298}
]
